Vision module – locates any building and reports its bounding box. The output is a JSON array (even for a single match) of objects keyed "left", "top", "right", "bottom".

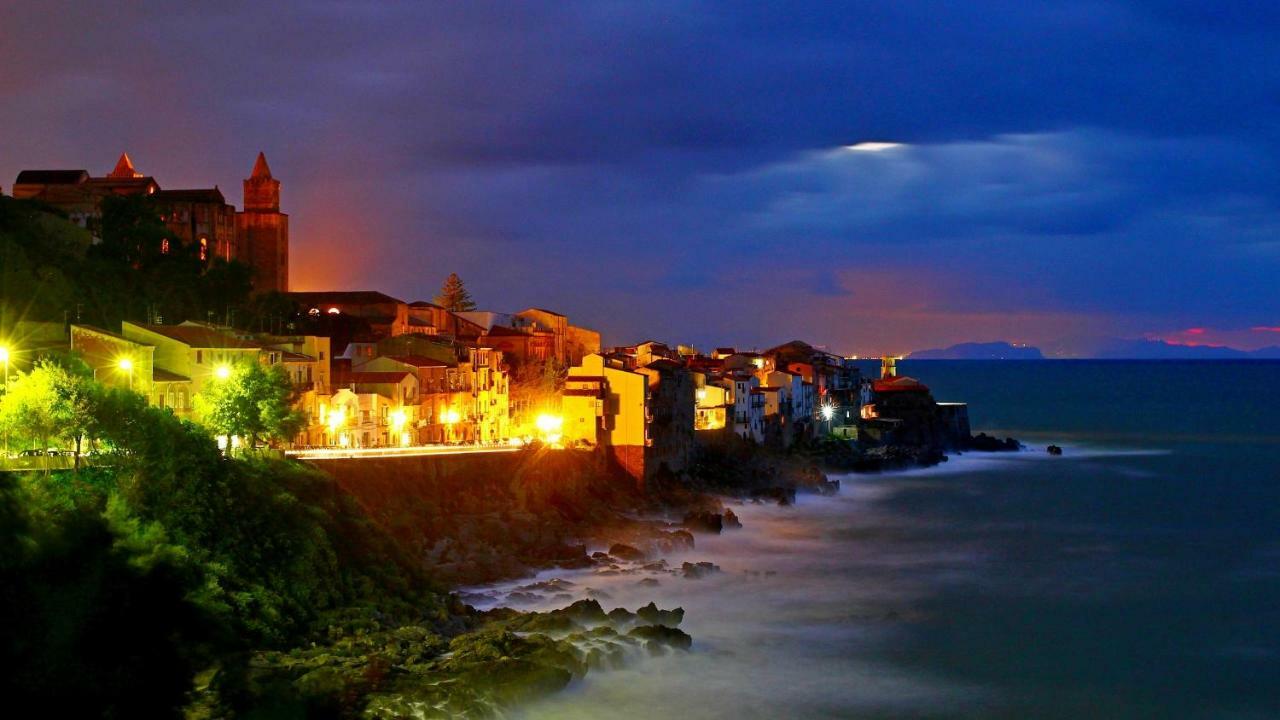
[
  {"left": 288, "top": 291, "right": 412, "bottom": 337},
  {"left": 566, "top": 353, "right": 650, "bottom": 484},
  {"left": 120, "top": 321, "right": 266, "bottom": 416},
  {"left": 154, "top": 187, "right": 239, "bottom": 263},
  {"left": 236, "top": 152, "right": 289, "bottom": 293},
  {"left": 636, "top": 358, "right": 695, "bottom": 478},
  {"left": 12, "top": 152, "right": 290, "bottom": 292},
  {"left": 693, "top": 373, "right": 730, "bottom": 431}
]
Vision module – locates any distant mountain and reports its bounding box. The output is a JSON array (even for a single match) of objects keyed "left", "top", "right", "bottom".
[
  {"left": 1093, "top": 339, "right": 1280, "bottom": 359},
  {"left": 909, "top": 341, "right": 1044, "bottom": 360}
]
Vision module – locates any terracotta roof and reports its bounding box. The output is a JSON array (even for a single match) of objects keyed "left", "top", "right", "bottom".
[
  {"left": 108, "top": 152, "right": 141, "bottom": 179},
  {"left": 388, "top": 355, "right": 450, "bottom": 368},
  {"left": 152, "top": 368, "right": 190, "bottom": 383},
  {"left": 484, "top": 325, "right": 535, "bottom": 337},
  {"left": 267, "top": 347, "right": 314, "bottom": 362},
  {"left": 334, "top": 371, "right": 412, "bottom": 385},
  {"left": 872, "top": 375, "right": 930, "bottom": 394},
  {"left": 71, "top": 324, "right": 147, "bottom": 346},
  {"left": 136, "top": 324, "right": 261, "bottom": 349},
  {"left": 644, "top": 359, "right": 683, "bottom": 371},
  {"left": 250, "top": 151, "right": 273, "bottom": 179},
  {"left": 517, "top": 307, "right": 566, "bottom": 317}
]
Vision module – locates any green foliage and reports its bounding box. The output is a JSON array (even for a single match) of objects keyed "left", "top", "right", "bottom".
[
  {"left": 195, "top": 361, "right": 304, "bottom": 448},
  {"left": 434, "top": 272, "right": 477, "bottom": 312},
  {"left": 0, "top": 358, "right": 98, "bottom": 464},
  {"left": 0, "top": 473, "right": 214, "bottom": 718}
]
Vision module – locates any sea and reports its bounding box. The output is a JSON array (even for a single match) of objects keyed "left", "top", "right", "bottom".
[{"left": 486, "top": 360, "right": 1280, "bottom": 719}]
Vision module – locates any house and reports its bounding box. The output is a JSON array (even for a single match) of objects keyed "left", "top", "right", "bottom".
[
  {"left": 288, "top": 290, "right": 412, "bottom": 338},
  {"left": 329, "top": 369, "right": 419, "bottom": 447},
  {"left": 566, "top": 353, "right": 650, "bottom": 484},
  {"left": 121, "top": 321, "right": 265, "bottom": 416},
  {"left": 636, "top": 358, "right": 695, "bottom": 478},
  {"left": 693, "top": 373, "right": 730, "bottom": 431}
]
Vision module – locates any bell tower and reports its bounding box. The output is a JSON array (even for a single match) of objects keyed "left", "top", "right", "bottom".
[{"left": 236, "top": 152, "right": 289, "bottom": 293}]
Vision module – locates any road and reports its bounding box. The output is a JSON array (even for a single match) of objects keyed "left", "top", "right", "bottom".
[{"left": 285, "top": 444, "right": 521, "bottom": 461}]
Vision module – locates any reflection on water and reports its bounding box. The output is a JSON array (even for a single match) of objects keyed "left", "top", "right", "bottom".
[{"left": 476, "top": 443, "right": 1280, "bottom": 719}]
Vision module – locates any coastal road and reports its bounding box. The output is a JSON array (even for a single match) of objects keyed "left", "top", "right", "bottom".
[{"left": 285, "top": 445, "right": 521, "bottom": 461}]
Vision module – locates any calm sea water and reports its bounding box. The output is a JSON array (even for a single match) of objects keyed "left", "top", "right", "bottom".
[{"left": 501, "top": 360, "right": 1280, "bottom": 719}]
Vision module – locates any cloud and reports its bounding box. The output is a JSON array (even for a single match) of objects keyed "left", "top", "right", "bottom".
[{"left": 2, "top": 2, "right": 1279, "bottom": 354}]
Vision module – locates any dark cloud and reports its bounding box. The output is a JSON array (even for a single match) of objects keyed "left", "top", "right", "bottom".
[{"left": 2, "top": 1, "right": 1278, "bottom": 354}]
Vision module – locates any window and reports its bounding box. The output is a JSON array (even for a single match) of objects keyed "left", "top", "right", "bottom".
[{"left": 196, "top": 350, "right": 203, "bottom": 364}]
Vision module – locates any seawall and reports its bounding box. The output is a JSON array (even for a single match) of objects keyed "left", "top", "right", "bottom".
[{"left": 306, "top": 448, "right": 642, "bottom": 585}]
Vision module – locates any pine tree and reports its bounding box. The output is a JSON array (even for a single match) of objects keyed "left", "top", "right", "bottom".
[{"left": 434, "top": 273, "right": 477, "bottom": 312}]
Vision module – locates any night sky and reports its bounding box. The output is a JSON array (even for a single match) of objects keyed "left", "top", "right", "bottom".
[{"left": 3, "top": 2, "right": 1278, "bottom": 356}]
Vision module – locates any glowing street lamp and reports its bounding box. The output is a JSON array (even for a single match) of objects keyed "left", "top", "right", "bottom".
[
  {"left": 390, "top": 408, "right": 409, "bottom": 446},
  {"left": 117, "top": 357, "right": 135, "bottom": 391},
  {"left": 327, "top": 407, "right": 347, "bottom": 447},
  {"left": 820, "top": 401, "right": 837, "bottom": 436},
  {"left": 215, "top": 364, "right": 232, "bottom": 380},
  {"left": 534, "top": 413, "right": 564, "bottom": 445}
]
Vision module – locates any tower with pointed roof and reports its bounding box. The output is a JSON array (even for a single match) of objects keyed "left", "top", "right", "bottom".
[
  {"left": 236, "top": 152, "right": 289, "bottom": 293},
  {"left": 107, "top": 152, "right": 143, "bottom": 179}
]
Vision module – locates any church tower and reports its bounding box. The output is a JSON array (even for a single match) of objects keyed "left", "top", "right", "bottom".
[{"left": 236, "top": 152, "right": 289, "bottom": 293}]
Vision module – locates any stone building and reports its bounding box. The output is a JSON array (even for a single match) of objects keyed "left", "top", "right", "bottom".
[
  {"left": 236, "top": 152, "right": 289, "bottom": 293},
  {"left": 11, "top": 151, "right": 290, "bottom": 292}
]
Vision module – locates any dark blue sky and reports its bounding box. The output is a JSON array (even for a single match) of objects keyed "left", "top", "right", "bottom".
[{"left": 3, "top": 1, "right": 1278, "bottom": 355}]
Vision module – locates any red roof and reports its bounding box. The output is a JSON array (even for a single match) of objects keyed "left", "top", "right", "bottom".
[
  {"left": 389, "top": 355, "right": 450, "bottom": 368},
  {"left": 872, "top": 375, "right": 930, "bottom": 393},
  {"left": 137, "top": 323, "right": 260, "bottom": 349},
  {"left": 334, "top": 371, "right": 412, "bottom": 385}
]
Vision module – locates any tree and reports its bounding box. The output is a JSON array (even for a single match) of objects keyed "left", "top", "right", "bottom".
[
  {"left": 434, "top": 272, "right": 477, "bottom": 312},
  {"left": 0, "top": 359, "right": 101, "bottom": 471},
  {"left": 195, "top": 362, "right": 303, "bottom": 449}
]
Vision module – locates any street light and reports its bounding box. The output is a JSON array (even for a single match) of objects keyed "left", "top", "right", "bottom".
[
  {"left": 820, "top": 401, "right": 837, "bottom": 436},
  {"left": 117, "top": 357, "right": 134, "bottom": 391},
  {"left": 215, "top": 364, "right": 232, "bottom": 380}
]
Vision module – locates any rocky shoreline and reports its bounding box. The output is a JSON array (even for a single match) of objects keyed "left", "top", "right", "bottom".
[{"left": 241, "top": 433, "right": 1026, "bottom": 717}]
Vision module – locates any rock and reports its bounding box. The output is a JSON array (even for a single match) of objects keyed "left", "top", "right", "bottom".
[
  {"left": 666, "top": 530, "right": 695, "bottom": 551},
  {"left": 722, "top": 508, "right": 742, "bottom": 529},
  {"left": 749, "top": 487, "right": 795, "bottom": 506},
  {"left": 557, "top": 598, "right": 608, "bottom": 624},
  {"left": 968, "top": 433, "right": 1022, "bottom": 452},
  {"left": 637, "top": 578, "right": 661, "bottom": 587},
  {"left": 505, "top": 591, "right": 542, "bottom": 605},
  {"left": 591, "top": 551, "right": 613, "bottom": 561},
  {"left": 681, "top": 561, "right": 720, "bottom": 580},
  {"left": 1047, "top": 444, "right": 1063, "bottom": 456},
  {"left": 607, "top": 543, "right": 647, "bottom": 562},
  {"left": 682, "top": 511, "right": 724, "bottom": 534},
  {"left": 627, "top": 624, "right": 692, "bottom": 652},
  {"left": 635, "top": 601, "right": 684, "bottom": 627},
  {"left": 586, "top": 587, "right": 613, "bottom": 600},
  {"left": 606, "top": 607, "right": 636, "bottom": 624},
  {"left": 517, "top": 578, "right": 575, "bottom": 593},
  {"left": 641, "top": 560, "right": 668, "bottom": 572}
]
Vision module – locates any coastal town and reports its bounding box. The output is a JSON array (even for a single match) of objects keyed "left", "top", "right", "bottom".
[{"left": 2, "top": 154, "right": 982, "bottom": 484}]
